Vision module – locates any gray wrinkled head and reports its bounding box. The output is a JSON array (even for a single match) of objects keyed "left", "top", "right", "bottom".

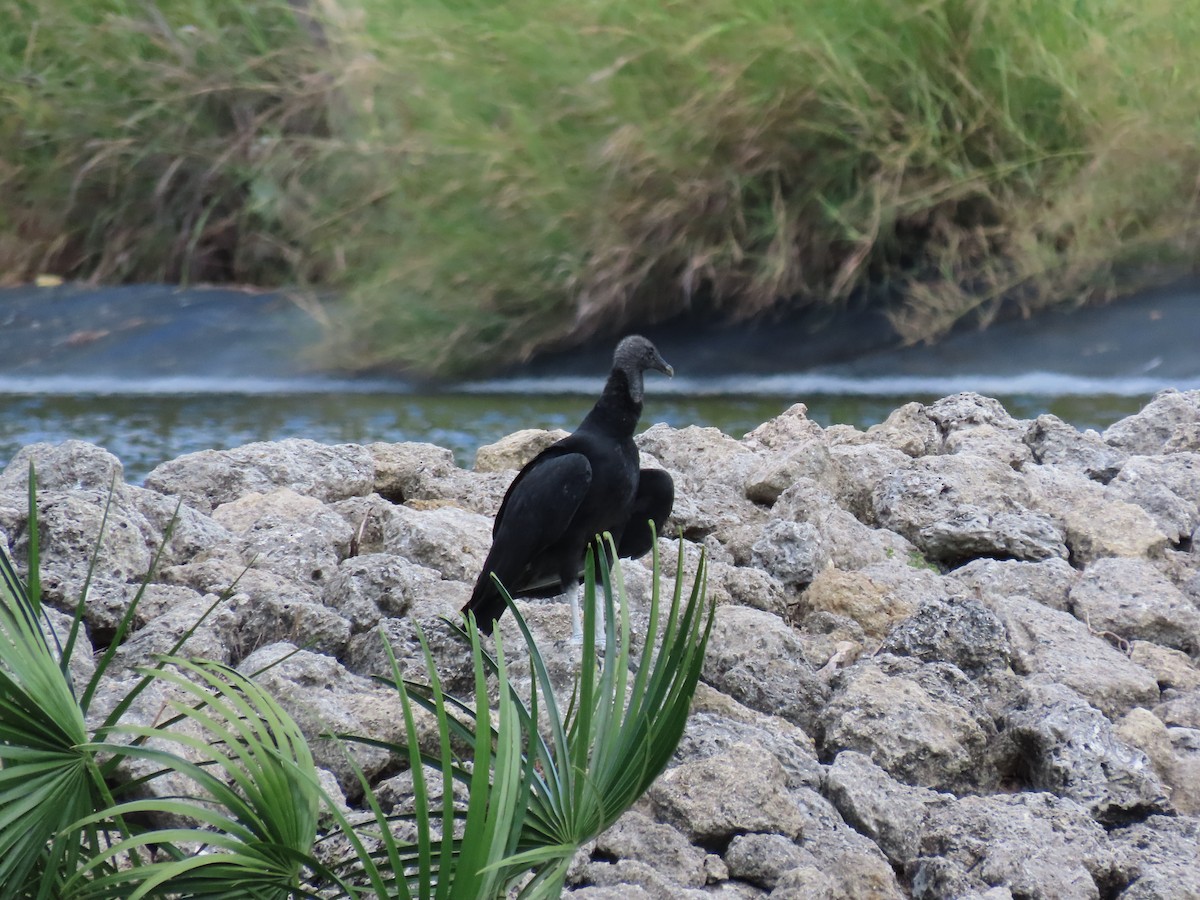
[{"left": 613, "top": 335, "right": 673, "bottom": 403}]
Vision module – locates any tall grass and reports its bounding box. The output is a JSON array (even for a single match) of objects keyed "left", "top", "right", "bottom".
[{"left": 3, "top": 0, "right": 1199, "bottom": 374}]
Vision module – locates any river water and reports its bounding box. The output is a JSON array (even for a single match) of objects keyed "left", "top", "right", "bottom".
[{"left": 1, "top": 281, "right": 1196, "bottom": 482}]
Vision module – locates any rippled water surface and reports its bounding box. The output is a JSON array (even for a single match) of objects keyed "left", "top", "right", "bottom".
[{"left": 0, "top": 388, "right": 1155, "bottom": 484}]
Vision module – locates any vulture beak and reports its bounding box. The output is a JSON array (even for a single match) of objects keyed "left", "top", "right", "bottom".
[{"left": 654, "top": 351, "right": 674, "bottom": 378}]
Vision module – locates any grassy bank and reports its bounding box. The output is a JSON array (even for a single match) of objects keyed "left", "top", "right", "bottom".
[{"left": 3, "top": 0, "right": 1199, "bottom": 375}]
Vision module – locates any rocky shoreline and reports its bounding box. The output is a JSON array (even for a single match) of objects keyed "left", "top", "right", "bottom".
[{"left": 2, "top": 389, "right": 1198, "bottom": 899}]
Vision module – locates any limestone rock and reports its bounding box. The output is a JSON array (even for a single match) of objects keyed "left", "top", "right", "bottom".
[
  {"left": 1109, "top": 815, "right": 1200, "bottom": 899},
  {"left": 820, "top": 655, "right": 994, "bottom": 792},
  {"left": 1103, "top": 388, "right": 1200, "bottom": 455},
  {"left": 701, "top": 606, "right": 828, "bottom": 733},
  {"left": 1107, "top": 452, "right": 1200, "bottom": 543},
  {"left": 724, "top": 834, "right": 805, "bottom": 890},
  {"left": 144, "top": 439, "right": 375, "bottom": 513},
  {"left": 1024, "top": 464, "right": 1170, "bottom": 564},
  {"left": 321, "top": 553, "right": 429, "bottom": 633},
  {"left": 675, "top": 685, "right": 824, "bottom": 791},
  {"left": 750, "top": 520, "right": 829, "bottom": 590},
  {"left": 912, "top": 793, "right": 1115, "bottom": 899},
  {"left": 741, "top": 403, "right": 824, "bottom": 452},
  {"left": 1024, "top": 414, "right": 1128, "bottom": 482},
  {"left": 988, "top": 594, "right": 1159, "bottom": 717},
  {"left": 1129, "top": 641, "right": 1200, "bottom": 691},
  {"left": 379, "top": 503, "right": 491, "bottom": 583},
  {"left": 803, "top": 562, "right": 947, "bottom": 640},
  {"left": 880, "top": 596, "right": 1010, "bottom": 676},
  {"left": 872, "top": 454, "right": 1067, "bottom": 564},
  {"left": 828, "top": 442, "right": 911, "bottom": 524},
  {"left": 1069, "top": 557, "right": 1200, "bottom": 654},
  {"left": 473, "top": 428, "right": 569, "bottom": 472},
  {"left": 238, "top": 643, "right": 406, "bottom": 791},
  {"left": 595, "top": 811, "right": 707, "bottom": 890},
  {"left": 649, "top": 743, "right": 804, "bottom": 842},
  {"left": 0, "top": 440, "right": 124, "bottom": 493},
  {"left": 1006, "top": 683, "right": 1171, "bottom": 824},
  {"left": 949, "top": 556, "right": 1077, "bottom": 613},
  {"left": 744, "top": 440, "right": 838, "bottom": 505},
  {"left": 865, "top": 401, "right": 940, "bottom": 457},
  {"left": 770, "top": 479, "right": 914, "bottom": 571}
]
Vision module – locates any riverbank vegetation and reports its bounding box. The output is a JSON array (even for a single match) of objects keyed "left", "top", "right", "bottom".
[{"left": 2, "top": 0, "right": 1198, "bottom": 375}]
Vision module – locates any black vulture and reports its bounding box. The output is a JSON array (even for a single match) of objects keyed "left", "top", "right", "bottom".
[{"left": 462, "top": 335, "right": 675, "bottom": 636}]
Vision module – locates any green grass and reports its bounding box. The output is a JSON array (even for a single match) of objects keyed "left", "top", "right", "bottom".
[{"left": 3, "top": 0, "right": 1199, "bottom": 375}]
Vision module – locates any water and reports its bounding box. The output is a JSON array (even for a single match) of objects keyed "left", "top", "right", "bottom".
[
  {"left": 1, "top": 279, "right": 1197, "bottom": 482},
  {"left": 0, "top": 386, "right": 1154, "bottom": 484}
]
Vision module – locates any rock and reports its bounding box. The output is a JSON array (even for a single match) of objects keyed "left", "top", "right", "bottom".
[
  {"left": 912, "top": 793, "right": 1115, "bottom": 899},
  {"left": 1109, "top": 815, "right": 1200, "bottom": 899},
  {"left": 212, "top": 488, "right": 353, "bottom": 586},
  {"left": 674, "top": 685, "right": 824, "bottom": 791},
  {"left": 787, "top": 787, "right": 905, "bottom": 899},
  {"left": 565, "top": 885, "right": 655, "bottom": 900},
  {"left": 1165, "top": 422, "right": 1200, "bottom": 453},
  {"left": 125, "top": 484, "right": 240, "bottom": 568},
  {"left": 0, "top": 440, "right": 124, "bottom": 492},
  {"left": 825, "top": 750, "right": 939, "bottom": 866},
  {"left": 345, "top": 588, "right": 473, "bottom": 697},
  {"left": 572, "top": 858, "right": 711, "bottom": 899},
  {"left": 944, "top": 423, "right": 1033, "bottom": 469},
  {"left": 793, "top": 611, "right": 865, "bottom": 671},
  {"left": 872, "top": 454, "right": 1067, "bottom": 565},
  {"left": 715, "top": 563, "right": 790, "bottom": 618},
  {"left": 1103, "top": 388, "right": 1200, "bottom": 455},
  {"left": 1024, "top": 464, "right": 1170, "bottom": 565},
  {"left": 865, "top": 401, "right": 940, "bottom": 457},
  {"left": 22, "top": 489, "right": 157, "bottom": 634},
  {"left": 595, "top": 811, "right": 707, "bottom": 889},
  {"left": 1107, "top": 452, "right": 1200, "bottom": 543},
  {"left": 1024, "top": 414, "right": 1128, "bottom": 482},
  {"left": 1069, "top": 557, "right": 1200, "bottom": 654},
  {"left": 238, "top": 643, "right": 405, "bottom": 792},
  {"left": 648, "top": 743, "right": 804, "bottom": 842},
  {"left": 473, "top": 428, "right": 569, "bottom": 472},
  {"left": 724, "top": 834, "right": 805, "bottom": 890},
  {"left": 322, "top": 553, "right": 426, "bottom": 633},
  {"left": 770, "top": 479, "right": 914, "bottom": 572},
  {"left": 701, "top": 606, "right": 828, "bottom": 733},
  {"left": 820, "top": 655, "right": 994, "bottom": 792},
  {"left": 744, "top": 440, "right": 838, "bottom": 505},
  {"left": 144, "top": 439, "right": 375, "bottom": 513},
  {"left": 741, "top": 403, "right": 824, "bottom": 452},
  {"left": 1154, "top": 689, "right": 1200, "bottom": 729},
  {"left": 114, "top": 585, "right": 236, "bottom": 668},
  {"left": 638, "top": 425, "right": 766, "bottom": 541},
  {"left": 827, "top": 442, "right": 912, "bottom": 524},
  {"left": 988, "top": 594, "right": 1160, "bottom": 718},
  {"left": 1129, "top": 641, "right": 1200, "bottom": 691},
  {"left": 1005, "top": 682, "right": 1171, "bottom": 824},
  {"left": 803, "top": 562, "right": 947, "bottom": 640},
  {"left": 949, "top": 556, "right": 1077, "bottom": 613},
  {"left": 750, "top": 521, "right": 828, "bottom": 590},
  {"left": 767, "top": 866, "right": 837, "bottom": 899},
  {"left": 225, "top": 584, "right": 352, "bottom": 660},
  {"left": 880, "top": 596, "right": 1010, "bottom": 676},
  {"left": 369, "top": 440, "right": 510, "bottom": 516},
  {"left": 1116, "top": 708, "right": 1200, "bottom": 815},
  {"left": 379, "top": 503, "right": 491, "bottom": 583}
]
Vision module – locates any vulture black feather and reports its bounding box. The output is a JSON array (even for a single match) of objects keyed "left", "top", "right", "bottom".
[{"left": 463, "top": 335, "right": 675, "bottom": 635}]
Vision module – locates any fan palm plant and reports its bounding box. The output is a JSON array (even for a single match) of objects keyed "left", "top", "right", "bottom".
[{"left": 1, "top": 466, "right": 711, "bottom": 898}]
